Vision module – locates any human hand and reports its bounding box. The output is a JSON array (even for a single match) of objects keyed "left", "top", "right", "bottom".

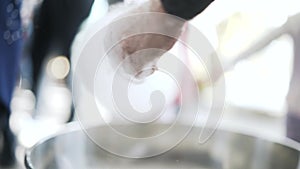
[{"left": 104, "top": 0, "right": 185, "bottom": 79}]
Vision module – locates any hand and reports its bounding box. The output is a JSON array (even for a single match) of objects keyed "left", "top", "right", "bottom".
[{"left": 105, "top": 0, "right": 185, "bottom": 79}]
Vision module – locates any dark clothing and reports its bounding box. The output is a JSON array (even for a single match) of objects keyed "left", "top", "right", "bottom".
[
  {"left": 30, "top": 0, "right": 94, "bottom": 93},
  {"left": 0, "top": 102, "right": 15, "bottom": 166},
  {"left": 160, "top": 0, "right": 214, "bottom": 20},
  {"left": 0, "top": 0, "right": 22, "bottom": 108},
  {"left": 0, "top": 1, "right": 21, "bottom": 165},
  {"left": 287, "top": 113, "right": 300, "bottom": 142}
]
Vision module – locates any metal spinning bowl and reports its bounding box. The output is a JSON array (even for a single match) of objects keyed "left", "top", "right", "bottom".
[{"left": 25, "top": 124, "right": 300, "bottom": 169}]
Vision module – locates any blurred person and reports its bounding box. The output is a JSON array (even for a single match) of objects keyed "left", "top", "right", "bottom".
[
  {"left": 0, "top": 0, "right": 23, "bottom": 166},
  {"left": 219, "top": 13, "right": 300, "bottom": 142},
  {"left": 26, "top": 0, "right": 95, "bottom": 123},
  {"left": 30, "top": 0, "right": 94, "bottom": 95}
]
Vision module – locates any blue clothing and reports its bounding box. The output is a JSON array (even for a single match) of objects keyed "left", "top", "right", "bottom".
[{"left": 0, "top": 0, "right": 22, "bottom": 108}]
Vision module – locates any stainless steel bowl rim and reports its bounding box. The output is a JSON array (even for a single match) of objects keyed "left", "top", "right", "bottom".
[{"left": 24, "top": 122, "right": 300, "bottom": 169}]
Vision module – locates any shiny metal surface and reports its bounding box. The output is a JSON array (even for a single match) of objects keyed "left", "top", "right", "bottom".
[{"left": 25, "top": 124, "right": 300, "bottom": 169}]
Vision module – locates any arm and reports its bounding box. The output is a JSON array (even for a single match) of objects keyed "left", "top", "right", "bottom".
[{"left": 223, "top": 25, "right": 286, "bottom": 71}]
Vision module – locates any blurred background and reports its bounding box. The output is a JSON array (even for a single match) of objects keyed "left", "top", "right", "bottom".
[{"left": 1, "top": 0, "right": 300, "bottom": 168}]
